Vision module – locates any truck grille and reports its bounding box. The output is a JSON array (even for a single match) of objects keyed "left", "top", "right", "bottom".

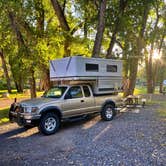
[{"left": 14, "top": 105, "right": 24, "bottom": 113}]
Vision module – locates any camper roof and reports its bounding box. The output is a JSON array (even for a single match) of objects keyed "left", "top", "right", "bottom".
[{"left": 50, "top": 56, "right": 122, "bottom": 81}]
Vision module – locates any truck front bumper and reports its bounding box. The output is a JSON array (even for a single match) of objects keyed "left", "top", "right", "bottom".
[{"left": 9, "top": 111, "right": 41, "bottom": 126}]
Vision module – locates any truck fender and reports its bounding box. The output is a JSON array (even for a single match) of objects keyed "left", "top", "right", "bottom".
[
  {"left": 102, "top": 100, "right": 116, "bottom": 110},
  {"left": 40, "top": 106, "right": 62, "bottom": 119}
]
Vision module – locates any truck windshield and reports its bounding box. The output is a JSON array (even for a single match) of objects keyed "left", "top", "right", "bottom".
[{"left": 43, "top": 87, "right": 67, "bottom": 98}]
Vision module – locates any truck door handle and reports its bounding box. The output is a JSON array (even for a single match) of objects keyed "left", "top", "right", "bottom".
[{"left": 81, "top": 100, "right": 84, "bottom": 103}]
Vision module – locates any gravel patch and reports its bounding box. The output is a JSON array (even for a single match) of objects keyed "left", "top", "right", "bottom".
[{"left": 0, "top": 105, "right": 165, "bottom": 166}]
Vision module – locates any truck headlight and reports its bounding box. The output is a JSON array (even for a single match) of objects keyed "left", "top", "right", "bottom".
[{"left": 24, "top": 107, "right": 38, "bottom": 113}]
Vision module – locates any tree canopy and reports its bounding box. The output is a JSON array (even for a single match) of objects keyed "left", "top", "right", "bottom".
[{"left": 0, "top": 0, "right": 166, "bottom": 97}]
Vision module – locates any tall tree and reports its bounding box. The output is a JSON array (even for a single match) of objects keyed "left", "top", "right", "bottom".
[
  {"left": 35, "top": 0, "right": 51, "bottom": 91},
  {"left": 51, "top": 0, "right": 71, "bottom": 56},
  {"left": 0, "top": 49, "right": 11, "bottom": 93},
  {"left": 126, "top": 1, "right": 149, "bottom": 96},
  {"left": 145, "top": 0, "right": 165, "bottom": 93},
  {"left": 106, "top": 0, "right": 127, "bottom": 58},
  {"left": 92, "top": 0, "right": 107, "bottom": 58},
  {"left": 8, "top": 10, "right": 36, "bottom": 97}
]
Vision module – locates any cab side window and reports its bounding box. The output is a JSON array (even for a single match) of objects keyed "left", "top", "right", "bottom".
[
  {"left": 83, "top": 86, "right": 91, "bottom": 97},
  {"left": 65, "top": 86, "right": 83, "bottom": 99}
]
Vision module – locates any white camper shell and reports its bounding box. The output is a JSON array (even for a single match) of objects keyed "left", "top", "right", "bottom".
[{"left": 50, "top": 56, "right": 122, "bottom": 95}]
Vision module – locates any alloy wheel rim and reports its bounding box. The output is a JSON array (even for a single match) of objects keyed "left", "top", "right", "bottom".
[
  {"left": 44, "top": 117, "right": 56, "bottom": 132},
  {"left": 105, "top": 107, "right": 113, "bottom": 119}
]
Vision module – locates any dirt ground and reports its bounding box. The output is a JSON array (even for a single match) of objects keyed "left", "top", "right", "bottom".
[
  {"left": 0, "top": 104, "right": 165, "bottom": 166},
  {"left": 0, "top": 98, "right": 29, "bottom": 109}
]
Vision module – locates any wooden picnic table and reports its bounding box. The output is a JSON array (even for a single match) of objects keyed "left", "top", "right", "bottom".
[{"left": 124, "top": 95, "right": 139, "bottom": 106}]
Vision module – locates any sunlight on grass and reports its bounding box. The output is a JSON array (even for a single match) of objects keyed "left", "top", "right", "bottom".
[
  {"left": 0, "top": 107, "right": 9, "bottom": 124},
  {"left": 0, "top": 117, "right": 9, "bottom": 124},
  {"left": 0, "top": 90, "right": 44, "bottom": 125},
  {"left": 0, "top": 90, "right": 44, "bottom": 100},
  {"left": 134, "top": 86, "right": 159, "bottom": 95},
  {"left": 118, "top": 92, "right": 123, "bottom": 97},
  {"left": 134, "top": 87, "right": 147, "bottom": 95}
]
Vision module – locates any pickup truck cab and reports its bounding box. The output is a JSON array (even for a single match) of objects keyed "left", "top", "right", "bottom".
[{"left": 9, "top": 84, "right": 122, "bottom": 135}]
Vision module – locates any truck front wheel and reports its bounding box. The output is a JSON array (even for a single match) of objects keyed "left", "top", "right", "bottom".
[
  {"left": 101, "top": 104, "right": 115, "bottom": 121},
  {"left": 38, "top": 112, "right": 60, "bottom": 135}
]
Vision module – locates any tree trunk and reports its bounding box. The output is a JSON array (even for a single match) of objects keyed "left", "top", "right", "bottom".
[
  {"left": 92, "top": 0, "right": 107, "bottom": 58},
  {"left": 159, "top": 82, "right": 163, "bottom": 93},
  {"left": 9, "top": 59, "right": 24, "bottom": 93},
  {"left": 0, "top": 49, "right": 12, "bottom": 93},
  {"left": 106, "top": 31, "right": 117, "bottom": 58},
  {"left": 29, "top": 69, "right": 36, "bottom": 98},
  {"left": 51, "top": 0, "right": 71, "bottom": 56},
  {"left": 124, "top": 2, "right": 149, "bottom": 96},
  {"left": 128, "top": 58, "right": 139, "bottom": 95},
  {"left": 8, "top": 11, "right": 28, "bottom": 52},
  {"left": 34, "top": 0, "right": 45, "bottom": 37},
  {"left": 14, "top": 81, "right": 19, "bottom": 93},
  {"left": 155, "top": 30, "right": 166, "bottom": 93},
  {"left": 40, "top": 69, "right": 51, "bottom": 91},
  {"left": 158, "top": 64, "right": 165, "bottom": 93},
  {"left": 35, "top": 0, "right": 51, "bottom": 90},
  {"left": 123, "top": 57, "right": 130, "bottom": 97},
  {"left": 18, "top": 76, "right": 24, "bottom": 93},
  {"left": 8, "top": 11, "right": 26, "bottom": 93},
  {"left": 84, "top": 21, "right": 88, "bottom": 39},
  {"left": 64, "top": 38, "right": 71, "bottom": 57},
  {"left": 14, "top": 75, "right": 24, "bottom": 93},
  {"left": 146, "top": 50, "right": 154, "bottom": 93},
  {"left": 145, "top": 5, "right": 159, "bottom": 93},
  {"left": 51, "top": 0, "right": 70, "bottom": 31},
  {"left": 152, "top": 60, "right": 159, "bottom": 92},
  {"left": 106, "top": 0, "right": 127, "bottom": 58},
  {"left": 123, "top": 56, "right": 139, "bottom": 97}
]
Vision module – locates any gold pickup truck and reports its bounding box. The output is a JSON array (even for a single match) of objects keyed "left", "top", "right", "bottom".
[{"left": 9, "top": 84, "right": 122, "bottom": 135}]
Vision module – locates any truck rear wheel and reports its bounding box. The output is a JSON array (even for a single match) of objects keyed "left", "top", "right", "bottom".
[
  {"left": 101, "top": 104, "right": 115, "bottom": 121},
  {"left": 38, "top": 112, "right": 60, "bottom": 135}
]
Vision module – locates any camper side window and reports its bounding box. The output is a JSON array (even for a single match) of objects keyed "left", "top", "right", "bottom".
[
  {"left": 83, "top": 86, "right": 91, "bottom": 97},
  {"left": 86, "top": 63, "right": 99, "bottom": 72},
  {"left": 107, "top": 65, "right": 117, "bottom": 72}
]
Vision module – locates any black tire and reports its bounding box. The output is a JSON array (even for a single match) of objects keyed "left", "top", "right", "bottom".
[
  {"left": 38, "top": 112, "right": 60, "bottom": 135},
  {"left": 101, "top": 104, "right": 115, "bottom": 121}
]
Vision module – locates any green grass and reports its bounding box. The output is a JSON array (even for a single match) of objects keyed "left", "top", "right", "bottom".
[
  {"left": 134, "top": 87, "right": 147, "bottom": 95},
  {"left": 0, "top": 107, "right": 9, "bottom": 124},
  {"left": 157, "top": 102, "right": 166, "bottom": 118},
  {"left": 0, "top": 90, "right": 44, "bottom": 125},
  {"left": 134, "top": 86, "right": 160, "bottom": 95},
  {"left": 0, "top": 90, "right": 44, "bottom": 100},
  {"left": 118, "top": 87, "right": 147, "bottom": 97},
  {"left": 146, "top": 100, "right": 166, "bottom": 118}
]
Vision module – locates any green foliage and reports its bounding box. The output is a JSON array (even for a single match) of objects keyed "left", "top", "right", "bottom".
[{"left": 0, "top": 0, "right": 166, "bottom": 95}]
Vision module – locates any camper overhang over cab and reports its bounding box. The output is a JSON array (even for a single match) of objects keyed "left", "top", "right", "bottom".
[{"left": 50, "top": 56, "right": 123, "bottom": 95}]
